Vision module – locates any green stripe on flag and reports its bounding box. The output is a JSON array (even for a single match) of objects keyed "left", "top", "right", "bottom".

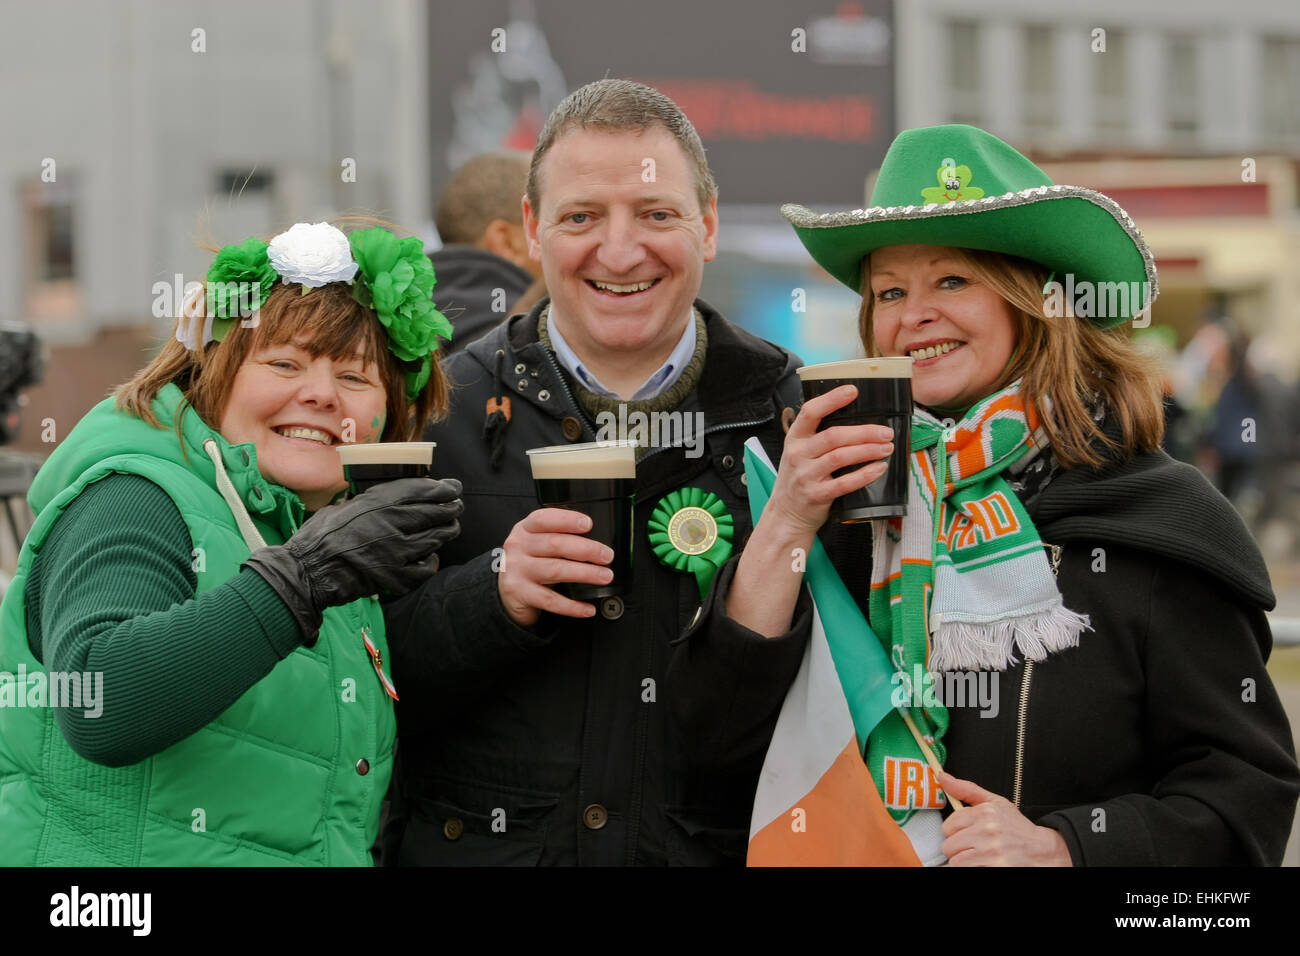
[{"left": 743, "top": 444, "right": 897, "bottom": 746}]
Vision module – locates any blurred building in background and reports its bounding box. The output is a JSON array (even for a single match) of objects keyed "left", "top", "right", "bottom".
[{"left": 0, "top": 0, "right": 430, "bottom": 455}]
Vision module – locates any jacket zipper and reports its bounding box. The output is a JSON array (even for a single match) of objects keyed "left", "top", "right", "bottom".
[
  {"left": 1012, "top": 542, "right": 1062, "bottom": 809},
  {"left": 639, "top": 416, "right": 773, "bottom": 463},
  {"left": 540, "top": 348, "right": 591, "bottom": 439}
]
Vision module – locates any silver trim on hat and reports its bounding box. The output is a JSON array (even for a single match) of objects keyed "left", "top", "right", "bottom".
[{"left": 781, "top": 184, "right": 1159, "bottom": 303}]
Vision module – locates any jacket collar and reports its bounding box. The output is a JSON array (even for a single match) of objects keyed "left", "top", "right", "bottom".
[
  {"left": 1031, "top": 409, "right": 1275, "bottom": 610},
  {"left": 464, "top": 297, "right": 797, "bottom": 426}
]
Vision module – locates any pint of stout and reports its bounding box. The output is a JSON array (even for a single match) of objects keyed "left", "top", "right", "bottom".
[
  {"left": 797, "top": 357, "right": 912, "bottom": 522},
  {"left": 527, "top": 441, "right": 636, "bottom": 600},
  {"left": 336, "top": 442, "right": 436, "bottom": 495}
]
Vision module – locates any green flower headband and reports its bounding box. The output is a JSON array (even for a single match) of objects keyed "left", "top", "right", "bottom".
[{"left": 180, "top": 222, "right": 452, "bottom": 401}]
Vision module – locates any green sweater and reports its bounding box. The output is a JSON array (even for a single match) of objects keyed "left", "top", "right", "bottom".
[{"left": 25, "top": 473, "right": 298, "bottom": 766}]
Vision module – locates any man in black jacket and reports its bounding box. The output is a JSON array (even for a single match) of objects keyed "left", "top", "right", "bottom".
[
  {"left": 433, "top": 151, "right": 545, "bottom": 353},
  {"left": 382, "top": 79, "right": 813, "bottom": 864}
]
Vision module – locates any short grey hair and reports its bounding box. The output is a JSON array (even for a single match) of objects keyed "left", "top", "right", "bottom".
[{"left": 526, "top": 79, "right": 718, "bottom": 213}]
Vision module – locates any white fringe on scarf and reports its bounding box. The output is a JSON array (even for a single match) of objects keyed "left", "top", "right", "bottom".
[{"left": 928, "top": 602, "right": 1092, "bottom": 672}]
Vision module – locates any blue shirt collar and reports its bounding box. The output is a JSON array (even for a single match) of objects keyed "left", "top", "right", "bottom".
[{"left": 546, "top": 307, "right": 697, "bottom": 401}]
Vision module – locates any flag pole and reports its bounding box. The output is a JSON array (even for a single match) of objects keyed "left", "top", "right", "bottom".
[{"left": 898, "top": 709, "right": 964, "bottom": 810}]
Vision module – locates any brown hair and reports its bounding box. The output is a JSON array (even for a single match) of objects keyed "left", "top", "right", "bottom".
[
  {"left": 858, "top": 248, "right": 1165, "bottom": 468},
  {"left": 117, "top": 267, "right": 449, "bottom": 448},
  {"left": 526, "top": 79, "right": 718, "bottom": 214},
  {"left": 437, "top": 150, "right": 531, "bottom": 244}
]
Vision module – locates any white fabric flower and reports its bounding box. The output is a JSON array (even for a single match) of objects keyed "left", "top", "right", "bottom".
[{"left": 267, "top": 222, "right": 359, "bottom": 288}]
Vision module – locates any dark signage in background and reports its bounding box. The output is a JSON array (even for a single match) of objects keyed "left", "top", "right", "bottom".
[{"left": 426, "top": 0, "right": 895, "bottom": 208}]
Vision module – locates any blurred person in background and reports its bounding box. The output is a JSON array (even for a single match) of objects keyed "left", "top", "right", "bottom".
[
  {"left": 1205, "top": 328, "right": 1293, "bottom": 540},
  {"left": 678, "top": 124, "right": 1299, "bottom": 866},
  {"left": 0, "top": 222, "right": 462, "bottom": 865},
  {"left": 433, "top": 150, "right": 547, "bottom": 353},
  {"left": 0, "top": 321, "right": 45, "bottom": 448},
  {"left": 1133, "top": 326, "right": 1195, "bottom": 463},
  {"left": 0, "top": 322, "right": 45, "bottom": 600}
]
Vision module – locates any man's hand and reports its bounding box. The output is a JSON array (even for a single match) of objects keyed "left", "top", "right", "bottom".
[
  {"left": 496, "top": 507, "right": 614, "bottom": 628},
  {"left": 938, "top": 771, "right": 1073, "bottom": 866}
]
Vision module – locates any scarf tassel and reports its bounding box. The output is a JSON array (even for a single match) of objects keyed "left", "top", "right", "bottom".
[{"left": 928, "top": 603, "right": 1092, "bottom": 673}]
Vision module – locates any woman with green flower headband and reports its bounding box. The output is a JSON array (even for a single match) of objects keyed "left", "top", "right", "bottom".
[{"left": 0, "top": 220, "right": 463, "bottom": 866}]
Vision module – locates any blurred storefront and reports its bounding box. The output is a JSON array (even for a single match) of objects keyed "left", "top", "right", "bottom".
[{"left": 1037, "top": 156, "right": 1300, "bottom": 380}]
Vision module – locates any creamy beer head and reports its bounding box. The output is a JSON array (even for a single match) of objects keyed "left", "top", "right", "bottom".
[
  {"left": 526, "top": 442, "right": 637, "bottom": 480},
  {"left": 337, "top": 442, "right": 436, "bottom": 468},
  {"left": 796, "top": 357, "right": 913, "bottom": 381}
]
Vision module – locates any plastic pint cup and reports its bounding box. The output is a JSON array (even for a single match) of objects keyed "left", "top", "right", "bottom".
[
  {"left": 337, "top": 442, "right": 436, "bottom": 495},
  {"left": 797, "top": 357, "right": 913, "bottom": 522},
  {"left": 527, "top": 441, "right": 637, "bottom": 600}
]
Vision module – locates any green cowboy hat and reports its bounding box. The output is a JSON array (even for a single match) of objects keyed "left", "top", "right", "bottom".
[{"left": 782, "top": 124, "right": 1158, "bottom": 329}]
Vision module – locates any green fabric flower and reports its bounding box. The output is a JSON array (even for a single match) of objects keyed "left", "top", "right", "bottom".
[
  {"left": 920, "top": 163, "right": 985, "bottom": 204},
  {"left": 205, "top": 237, "right": 277, "bottom": 326},
  {"left": 349, "top": 227, "right": 452, "bottom": 399}
]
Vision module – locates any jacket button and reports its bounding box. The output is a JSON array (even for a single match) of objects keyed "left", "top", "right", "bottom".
[
  {"left": 240, "top": 449, "right": 250, "bottom": 465},
  {"left": 721, "top": 454, "right": 735, "bottom": 470},
  {"left": 599, "top": 596, "right": 624, "bottom": 620},
  {"left": 514, "top": 363, "right": 526, "bottom": 375},
  {"left": 355, "top": 758, "right": 370, "bottom": 775},
  {"left": 561, "top": 417, "right": 583, "bottom": 442},
  {"left": 583, "top": 804, "right": 608, "bottom": 830},
  {"left": 443, "top": 817, "right": 464, "bottom": 840},
  {"left": 538, "top": 389, "right": 551, "bottom": 401},
  {"left": 517, "top": 378, "right": 530, "bottom": 390}
]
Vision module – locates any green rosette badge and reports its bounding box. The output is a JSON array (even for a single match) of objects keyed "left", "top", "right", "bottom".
[{"left": 648, "top": 488, "right": 734, "bottom": 600}]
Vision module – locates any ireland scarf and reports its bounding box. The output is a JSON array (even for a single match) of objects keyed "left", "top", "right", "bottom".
[{"left": 867, "top": 382, "right": 1090, "bottom": 820}]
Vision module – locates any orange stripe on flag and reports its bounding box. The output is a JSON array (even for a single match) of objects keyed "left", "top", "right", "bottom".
[{"left": 748, "top": 741, "right": 923, "bottom": 867}]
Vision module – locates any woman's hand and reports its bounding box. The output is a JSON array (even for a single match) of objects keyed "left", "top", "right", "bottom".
[
  {"left": 938, "top": 771, "right": 1073, "bottom": 866},
  {"left": 244, "top": 477, "right": 464, "bottom": 643},
  {"left": 766, "top": 384, "right": 895, "bottom": 537},
  {"left": 721, "top": 385, "right": 894, "bottom": 638}
]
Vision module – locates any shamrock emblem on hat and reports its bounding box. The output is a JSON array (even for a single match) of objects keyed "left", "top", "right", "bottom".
[{"left": 921, "top": 160, "right": 985, "bottom": 203}]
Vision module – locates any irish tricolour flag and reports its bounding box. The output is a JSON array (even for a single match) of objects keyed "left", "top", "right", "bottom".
[{"left": 744, "top": 438, "right": 926, "bottom": 866}]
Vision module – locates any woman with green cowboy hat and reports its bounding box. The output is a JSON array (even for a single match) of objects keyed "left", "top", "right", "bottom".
[
  {"left": 0, "top": 221, "right": 464, "bottom": 866},
  {"left": 683, "top": 125, "right": 1299, "bottom": 865}
]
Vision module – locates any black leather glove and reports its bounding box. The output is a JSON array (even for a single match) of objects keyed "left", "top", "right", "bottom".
[{"left": 244, "top": 477, "right": 463, "bottom": 644}]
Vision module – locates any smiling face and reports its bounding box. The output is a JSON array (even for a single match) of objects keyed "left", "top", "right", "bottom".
[
  {"left": 219, "top": 340, "right": 387, "bottom": 510},
  {"left": 523, "top": 125, "right": 718, "bottom": 376},
  {"left": 867, "top": 244, "right": 1020, "bottom": 413}
]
